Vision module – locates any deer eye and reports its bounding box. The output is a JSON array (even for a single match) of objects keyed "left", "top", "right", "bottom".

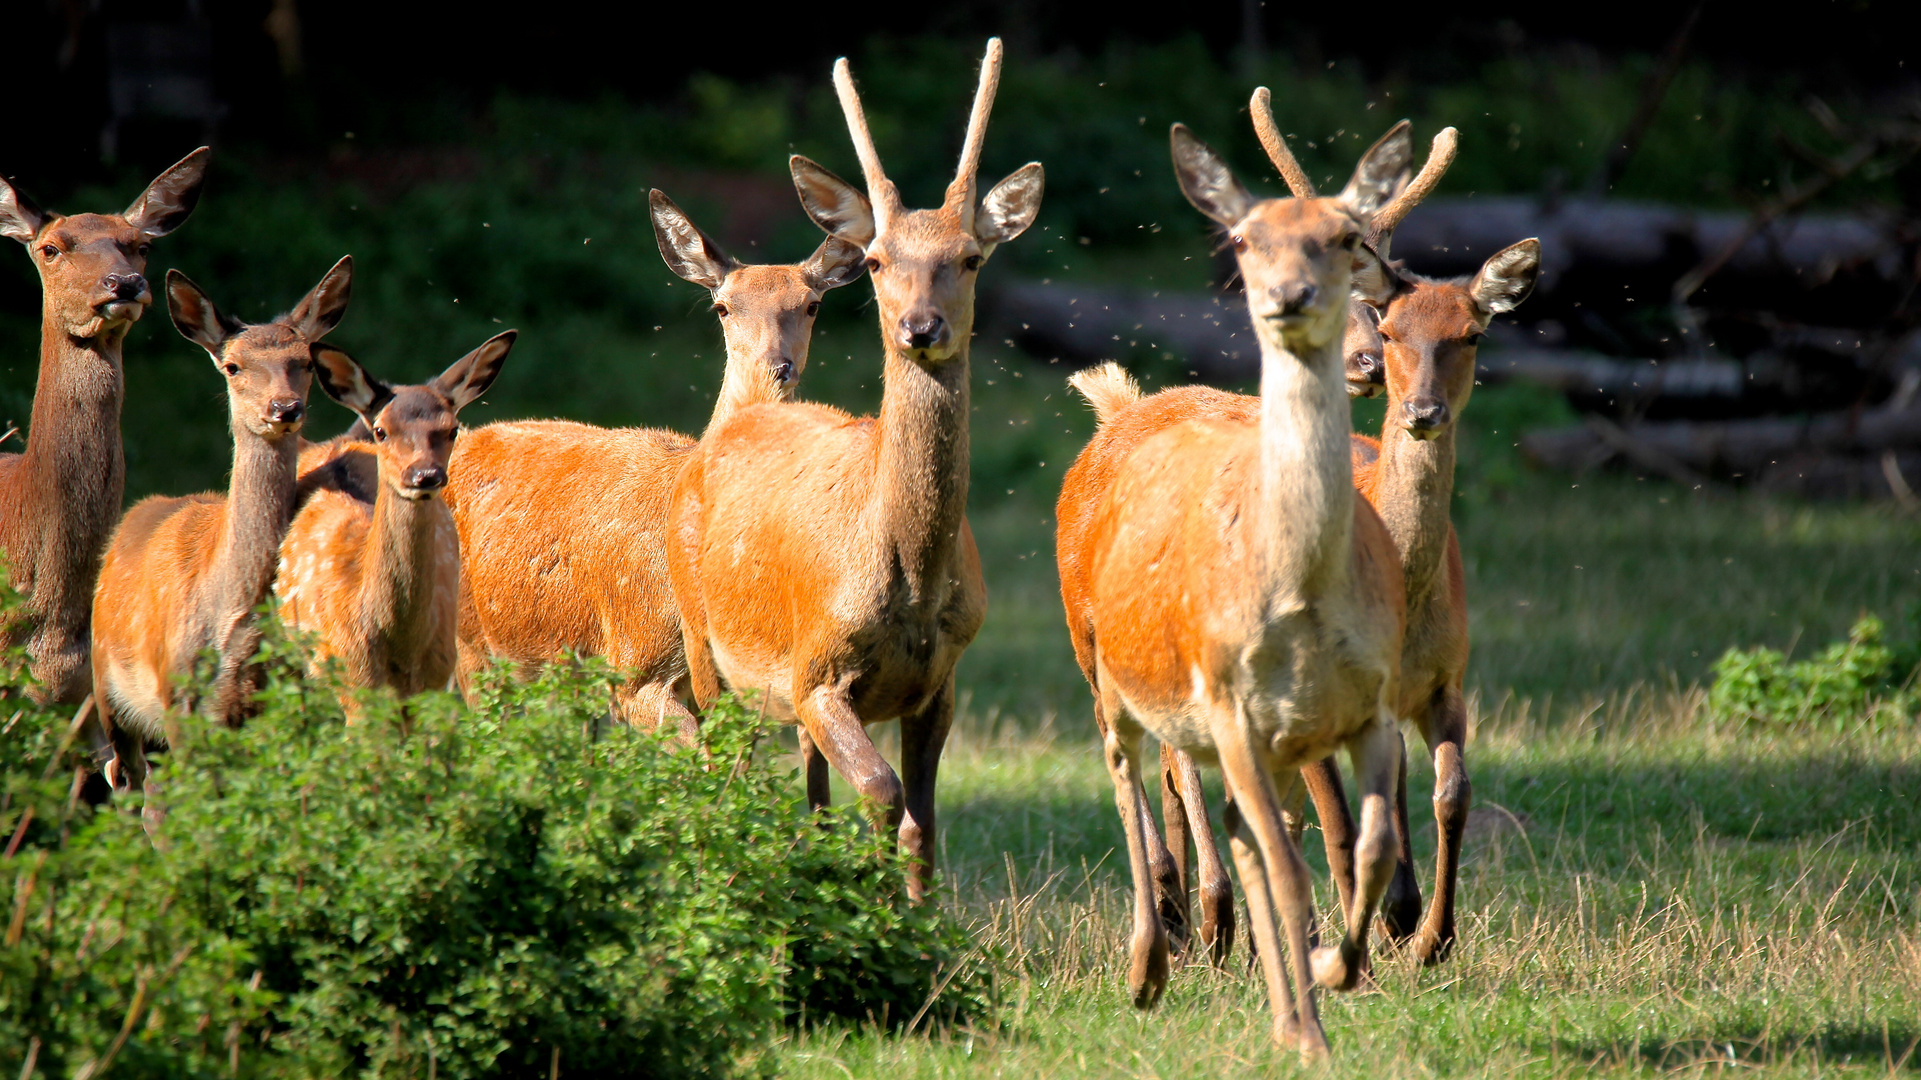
[
  {"left": 712, "top": 303, "right": 729, "bottom": 317},
  {"left": 1230, "top": 235, "right": 1247, "bottom": 253},
  {"left": 864, "top": 256, "right": 882, "bottom": 273},
  {"left": 1465, "top": 331, "right": 1487, "bottom": 346},
  {"left": 39, "top": 245, "right": 57, "bottom": 261},
  {"left": 136, "top": 243, "right": 151, "bottom": 258},
  {"left": 222, "top": 362, "right": 240, "bottom": 376},
  {"left": 372, "top": 425, "right": 387, "bottom": 442},
  {"left": 963, "top": 254, "right": 983, "bottom": 271},
  {"left": 805, "top": 301, "right": 820, "bottom": 317},
  {"left": 1341, "top": 233, "right": 1360, "bottom": 250}
]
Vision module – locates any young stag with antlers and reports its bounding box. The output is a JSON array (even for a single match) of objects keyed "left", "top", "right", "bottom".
[
  {"left": 276, "top": 331, "right": 517, "bottom": 705},
  {"left": 667, "top": 40, "right": 1043, "bottom": 899},
  {"left": 1066, "top": 119, "right": 1410, "bottom": 1059},
  {"left": 90, "top": 259, "right": 349, "bottom": 791},
  {"left": 0, "top": 150, "right": 209, "bottom": 707},
  {"left": 446, "top": 191, "right": 862, "bottom": 731}
]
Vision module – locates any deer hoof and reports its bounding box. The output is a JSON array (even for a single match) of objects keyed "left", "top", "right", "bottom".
[{"left": 1311, "top": 943, "right": 1361, "bottom": 991}]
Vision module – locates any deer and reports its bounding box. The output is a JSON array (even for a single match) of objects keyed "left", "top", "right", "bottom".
[
  {"left": 0, "top": 149, "right": 209, "bottom": 711},
  {"left": 90, "top": 258, "right": 350, "bottom": 794},
  {"left": 274, "top": 330, "right": 517, "bottom": 706},
  {"left": 445, "top": 189, "right": 863, "bottom": 733},
  {"left": 666, "top": 39, "right": 1044, "bottom": 900},
  {"left": 1066, "top": 115, "right": 1411, "bottom": 1060}
]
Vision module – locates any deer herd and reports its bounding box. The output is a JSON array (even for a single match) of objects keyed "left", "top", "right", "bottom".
[{"left": 0, "top": 41, "right": 1541, "bottom": 1059}]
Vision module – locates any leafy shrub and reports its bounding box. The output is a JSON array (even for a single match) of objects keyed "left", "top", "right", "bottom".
[
  {"left": 1708, "top": 615, "right": 1918, "bottom": 729},
  {"left": 1, "top": 616, "right": 993, "bottom": 1079}
]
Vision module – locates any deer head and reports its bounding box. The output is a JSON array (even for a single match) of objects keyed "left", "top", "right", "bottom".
[
  {"left": 1171, "top": 119, "right": 1409, "bottom": 355},
  {"left": 167, "top": 255, "right": 352, "bottom": 441},
  {"left": 0, "top": 148, "right": 210, "bottom": 339},
  {"left": 312, "top": 330, "right": 517, "bottom": 499},
  {"left": 789, "top": 39, "right": 1044, "bottom": 367},
  {"left": 1376, "top": 239, "right": 1540, "bottom": 438},
  {"left": 650, "top": 189, "right": 863, "bottom": 390}
]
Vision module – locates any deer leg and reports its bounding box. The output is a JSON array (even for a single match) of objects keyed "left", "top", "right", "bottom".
[
  {"left": 1222, "top": 795, "right": 1298, "bottom": 1051},
  {"left": 1096, "top": 678, "right": 1169, "bottom": 1009},
  {"left": 1092, "top": 668, "right": 1184, "bottom": 955},
  {"left": 1167, "top": 745, "right": 1234, "bottom": 964},
  {"left": 1212, "top": 708, "right": 1325, "bottom": 1061},
  {"left": 1411, "top": 685, "right": 1470, "bottom": 965},
  {"left": 898, "top": 677, "right": 954, "bottom": 902},
  {"left": 797, "top": 682, "right": 902, "bottom": 841},
  {"left": 1310, "top": 712, "right": 1401, "bottom": 993},
  {"left": 1158, "top": 742, "right": 1196, "bottom": 947},
  {"left": 1302, "top": 756, "right": 1359, "bottom": 924},
  {"left": 796, "top": 725, "right": 833, "bottom": 810},
  {"left": 1380, "top": 725, "right": 1426, "bottom": 942},
  {"left": 612, "top": 680, "right": 701, "bottom": 744}
]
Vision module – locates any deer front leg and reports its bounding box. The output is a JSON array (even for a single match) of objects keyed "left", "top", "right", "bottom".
[
  {"left": 898, "top": 676, "right": 954, "bottom": 901},
  {"left": 1166, "top": 744, "right": 1234, "bottom": 964},
  {"left": 1311, "top": 713, "right": 1401, "bottom": 993},
  {"left": 797, "top": 679, "right": 903, "bottom": 847},
  {"left": 1097, "top": 680, "right": 1168, "bottom": 1009},
  {"left": 1411, "top": 684, "right": 1470, "bottom": 965}
]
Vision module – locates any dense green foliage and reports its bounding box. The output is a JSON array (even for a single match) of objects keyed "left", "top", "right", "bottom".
[
  {"left": 1, "top": 618, "right": 993, "bottom": 1079},
  {"left": 1708, "top": 613, "right": 1920, "bottom": 729}
]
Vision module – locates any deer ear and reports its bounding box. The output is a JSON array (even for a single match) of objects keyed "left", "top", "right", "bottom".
[
  {"left": 166, "top": 270, "right": 241, "bottom": 354},
  {"left": 803, "top": 235, "right": 867, "bottom": 291},
  {"left": 123, "top": 147, "right": 210, "bottom": 240},
  {"left": 287, "top": 255, "right": 353, "bottom": 341},
  {"left": 1470, "top": 238, "right": 1541, "bottom": 316},
  {"left": 650, "top": 189, "right": 737, "bottom": 290},
  {"left": 790, "top": 155, "right": 875, "bottom": 249},
  {"left": 0, "top": 176, "right": 46, "bottom": 243},
  {"left": 1170, "top": 125, "right": 1254, "bottom": 227},
  {"left": 433, "top": 329, "right": 516, "bottom": 412},
  {"left": 310, "top": 344, "right": 391, "bottom": 423},
  {"left": 1339, "top": 121, "right": 1413, "bottom": 220},
  {"left": 975, "top": 162, "right": 1043, "bottom": 256},
  {"left": 1349, "top": 242, "right": 1398, "bottom": 306}
]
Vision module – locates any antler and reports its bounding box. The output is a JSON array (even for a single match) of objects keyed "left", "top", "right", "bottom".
[
  {"left": 943, "top": 38, "right": 1005, "bottom": 231},
  {"left": 1249, "top": 86, "right": 1316, "bottom": 198},
  {"left": 832, "top": 57, "right": 904, "bottom": 229},
  {"left": 1367, "top": 126, "right": 1458, "bottom": 260}
]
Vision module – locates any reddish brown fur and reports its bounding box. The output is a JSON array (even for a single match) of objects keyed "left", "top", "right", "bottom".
[
  {"left": 277, "top": 333, "right": 513, "bottom": 706},
  {"left": 668, "top": 41, "right": 1042, "bottom": 900},
  {"left": 0, "top": 150, "right": 208, "bottom": 706},
  {"left": 92, "top": 260, "right": 349, "bottom": 794},
  {"left": 448, "top": 196, "right": 858, "bottom": 732}
]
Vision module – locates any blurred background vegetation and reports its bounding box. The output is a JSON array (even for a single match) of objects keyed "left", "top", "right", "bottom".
[{"left": 3, "top": 4, "right": 1918, "bottom": 722}]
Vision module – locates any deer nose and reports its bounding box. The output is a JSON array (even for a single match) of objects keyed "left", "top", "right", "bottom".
[
  {"left": 103, "top": 273, "right": 147, "bottom": 302},
  {"left": 900, "top": 313, "right": 945, "bottom": 351},
  {"left": 1403, "top": 398, "right": 1450, "bottom": 433},
  {"left": 1351, "top": 351, "right": 1384, "bottom": 384},
  {"left": 774, "top": 358, "right": 796, "bottom": 384},
  {"left": 404, "top": 465, "right": 448, "bottom": 491},
  {"left": 1273, "top": 282, "right": 1319, "bottom": 315},
  {"left": 267, "top": 398, "right": 304, "bottom": 424}
]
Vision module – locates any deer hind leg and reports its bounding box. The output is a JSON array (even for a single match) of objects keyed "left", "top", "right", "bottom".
[
  {"left": 1302, "top": 756, "right": 1359, "bottom": 924},
  {"left": 796, "top": 725, "right": 833, "bottom": 810},
  {"left": 1096, "top": 678, "right": 1169, "bottom": 1009},
  {"left": 1380, "top": 724, "right": 1426, "bottom": 943},
  {"left": 1139, "top": 742, "right": 1189, "bottom": 959},
  {"left": 897, "top": 675, "right": 955, "bottom": 902},
  {"left": 1311, "top": 711, "right": 1401, "bottom": 993},
  {"left": 1411, "top": 684, "right": 1470, "bottom": 965},
  {"left": 1165, "top": 744, "right": 1233, "bottom": 964}
]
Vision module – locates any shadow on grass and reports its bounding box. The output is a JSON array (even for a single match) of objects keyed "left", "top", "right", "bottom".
[{"left": 1542, "top": 1023, "right": 1921, "bottom": 1072}]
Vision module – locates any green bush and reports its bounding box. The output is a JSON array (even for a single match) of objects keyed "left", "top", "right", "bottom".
[
  {"left": 1707, "top": 615, "right": 1918, "bottom": 730},
  {"left": 1, "top": 617, "right": 993, "bottom": 1079}
]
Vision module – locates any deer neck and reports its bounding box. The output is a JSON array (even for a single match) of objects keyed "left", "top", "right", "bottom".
[
  {"left": 361, "top": 472, "right": 450, "bottom": 664},
  {"left": 6, "top": 310, "right": 130, "bottom": 586},
  {"left": 871, "top": 345, "right": 970, "bottom": 601},
  {"left": 704, "top": 361, "right": 782, "bottom": 439},
  {"left": 1371, "top": 409, "right": 1456, "bottom": 607},
  {"left": 209, "top": 421, "right": 300, "bottom": 631},
  {"left": 1255, "top": 325, "right": 1354, "bottom": 599}
]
